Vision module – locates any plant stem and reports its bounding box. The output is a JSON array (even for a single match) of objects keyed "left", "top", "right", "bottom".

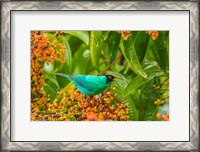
[{"left": 102, "top": 53, "right": 123, "bottom": 75}]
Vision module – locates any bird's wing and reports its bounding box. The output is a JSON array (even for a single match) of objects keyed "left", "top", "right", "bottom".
[{"left": 71, "top": 75, "right": 106, "bottom": 91}]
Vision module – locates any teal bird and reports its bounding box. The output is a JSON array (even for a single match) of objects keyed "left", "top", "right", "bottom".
[{"left": 55, "top": 73, "right": 116, "bottom": 96}]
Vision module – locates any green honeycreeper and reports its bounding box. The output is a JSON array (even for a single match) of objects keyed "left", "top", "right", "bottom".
[{"left": 55, "top": 73, "right": 116, "bottom": 96}]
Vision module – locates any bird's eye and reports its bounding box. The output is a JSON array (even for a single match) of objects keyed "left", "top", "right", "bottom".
[{"left": 109, "top": 76, "right": 114, "bottom": 80}]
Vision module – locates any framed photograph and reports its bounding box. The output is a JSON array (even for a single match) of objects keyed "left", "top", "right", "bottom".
[{"left": 1, "top": 1, "right": 199, "bottom": 151}]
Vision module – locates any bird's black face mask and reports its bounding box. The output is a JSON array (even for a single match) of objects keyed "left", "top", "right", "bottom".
[{"left": 105, "top": 75, "right": 115, "bottom": 84}]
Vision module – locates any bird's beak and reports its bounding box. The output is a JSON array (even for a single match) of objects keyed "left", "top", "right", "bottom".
[{"left": 113, "top": 77, "right": 121, "bottom": 81}]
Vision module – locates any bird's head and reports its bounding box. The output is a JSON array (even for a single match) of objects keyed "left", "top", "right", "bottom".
[{"left": 105, "top": 75, "right": 120, "bottom": 84}]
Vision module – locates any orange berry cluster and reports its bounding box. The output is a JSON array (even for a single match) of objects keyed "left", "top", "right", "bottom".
[
  {"left": 31, "top": 32, "right": 66, "bottom": 64},
  {"left": 156, "top": 113, "right": 169, "bottom": 121},
  {"left": 161, "top": 81, "right": 169, "bottom": 90},
  {"left": 31, "top": 31, "right": 66, "bottom": 120},
  {"left": 56, "top": 31, "right": 63, "bottom": 39},
  {"left": 31, "top": 86, "right": 130, "bottom": 121},
  {"left": 154, "top": 99, "right": 165, "bottom": 105},
  {"left": 120, "top": 31, "right": 131, "bottom": 40},
  {"left": 153, "top": 77, "right": 169, "bottom": 121},
  {"left": 148, "top": 31, "right": 159, "bottom": 40},
  {"left": 153, "top": 77, "right": 169, "bottom": 105},
  {"left": 152, "top": 78, "right": 169, "bottom": 91}
]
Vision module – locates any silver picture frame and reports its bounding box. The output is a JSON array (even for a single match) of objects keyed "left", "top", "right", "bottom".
[{"left": 1, "top": 1, "right": 199, "bottom": 151}]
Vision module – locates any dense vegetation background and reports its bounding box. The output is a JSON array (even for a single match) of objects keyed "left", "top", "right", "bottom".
[{"left": 31, "top": 31, "right": 169, "bottom": 121}]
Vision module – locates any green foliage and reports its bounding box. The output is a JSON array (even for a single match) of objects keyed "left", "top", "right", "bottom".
[
  {"left": 134, "top": 31, "right": 150, "bottom": 63},
  {"left": 150, "top": 31, "right": 169, "bottom": 70},
  {"left": 63, "top": 31, "right": 89, "bottom": 45},
  {"left": 42, "top": 30, "right": 169, "bottom": 121},
  {"left": 120, "top": 32, "right": 147, "bottom": 78},
  {"left": 108, "top": 32, "right": 121, "bottom": 64},
  {"left": 90, "top": 31, "right": 103, "bottom": 70},
  {"left": 60, "top": 36, "right": 72, "bottom": 74}
]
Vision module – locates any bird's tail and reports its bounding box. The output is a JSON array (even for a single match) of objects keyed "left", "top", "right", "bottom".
[{"left": 55, "top": 73, "right": 73, "bottom": 81}]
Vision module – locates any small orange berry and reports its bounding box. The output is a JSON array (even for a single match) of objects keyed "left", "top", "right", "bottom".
[{"left": 156, "top": 113, "right": 161, "bottom": 119}]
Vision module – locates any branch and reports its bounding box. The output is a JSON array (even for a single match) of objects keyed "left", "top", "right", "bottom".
[{"left": 101, "top": 53, "right": 123, "bottom": 75}]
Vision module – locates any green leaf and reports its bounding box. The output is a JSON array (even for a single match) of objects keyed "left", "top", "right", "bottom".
[
  {"left": 124, "top": 65, "right": 130, "bottom": 74},
  {"left": 108, "top": 32, "right": 121, "bottom": 64},
  {"left": 90, "top": 31, "right": 102, "bottom": 70},
  {"left": 120, "top": 32, "right": 147, "bottom": 78},
  {"left": 45, "top": 32, "right": 55, "bottom": 40},
  {"left": 111, "top": 64, "right": 125, "bottom": 73},
  {"left": 72, "top": 43, "right": 92, "bottom": 74},
  {"left": 134, "top": 31, "right": 150, "bottom": 63},
  {"left": 124, "top": 64, "right": 164, "bottom": 96},
  {"left": 165, "top": 32, "right": 169, "bottom": 57},
  {"left": 124, "top": 75, "right": 153, "bottom": 96},
  {"left": 124, "top": 95, "right": 139, "bottom": 121},
  {"left": 43, "top": 80, "right": 58, "bottom": 102},
  {"left": 63, "top": 31, "right": 89, "bottom": 45},
  {"left": 151, "top": 31, "right": 169, "bottom": 70},
  {"left": 61, "top": 82, "right": 74, "bottom": 93},
  {"left": 44, "top": 71, "right": 60, "bottom": 89},
  {"left": 150, "top": 106, "right": 159, "bottom": 121},
  {"left": 60, "top": 37, "right": 72, "bottom": 74},
  {"left": 67, "top": 35, "right": 82, "bottom": 52},
  {"left": 129, "top": 90, "right": 141, "bottom": 109},
  {"left": 103, "top": 31, "right": 110, "bottom": 41},
  {"left": 52, "top": 61, "right": 65, "bottom": 74},
  {"left": 139, "top": 80, "right": 159, "bottom": 121}
]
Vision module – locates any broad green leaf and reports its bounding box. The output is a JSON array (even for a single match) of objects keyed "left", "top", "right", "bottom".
[
  {"left": 124, "top": 65, "right": 164, "bottom": 96},
  {"left": 72, "top": 43, "right": 92, "bottom": 74},
  {"left": 134, "top": 31, "right": 150, "bottom": 63},
  {"left": 120, "top": 32, "right": 147, "bottom": 78},
  {"left": 90, "top": 31, "right": 102, "bottom": 70},
  {"left": 67, "top": 35, "right": 83, "bottom": 52},
  {"left": 101, "top": 41, "right": 109, "bottom": 56},
  {"left": 124, "top": 75, "right": 153, "bottom": 96},
  {"left": 56, "top": 75, "right": 70, "bottom": 89},
  {"left": 108, "top": 32, "right": 121, "bottom": 64},
  {"left": 44, "top": 71, "right": 60, "bottom": 89},
  {"left": 54, "top": 37, "right": 72, "bottom": 88},
  {"left": 150, "top": 31, "right": 169, "bottom": 70},
  {"left": 63, "top": 31, "right": 89, "bottom": 45},
  {"left": 143, "top": 61, "right": 158, "bottom": 70}
]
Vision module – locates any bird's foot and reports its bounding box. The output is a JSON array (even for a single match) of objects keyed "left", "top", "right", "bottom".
[{"left": 98, "top": 94, "right": 105, "bottom": 104}]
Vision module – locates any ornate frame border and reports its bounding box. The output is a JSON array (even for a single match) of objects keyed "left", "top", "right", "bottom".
[{"left": 1, "top": 1, "right": 199, "bottom": 151}]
